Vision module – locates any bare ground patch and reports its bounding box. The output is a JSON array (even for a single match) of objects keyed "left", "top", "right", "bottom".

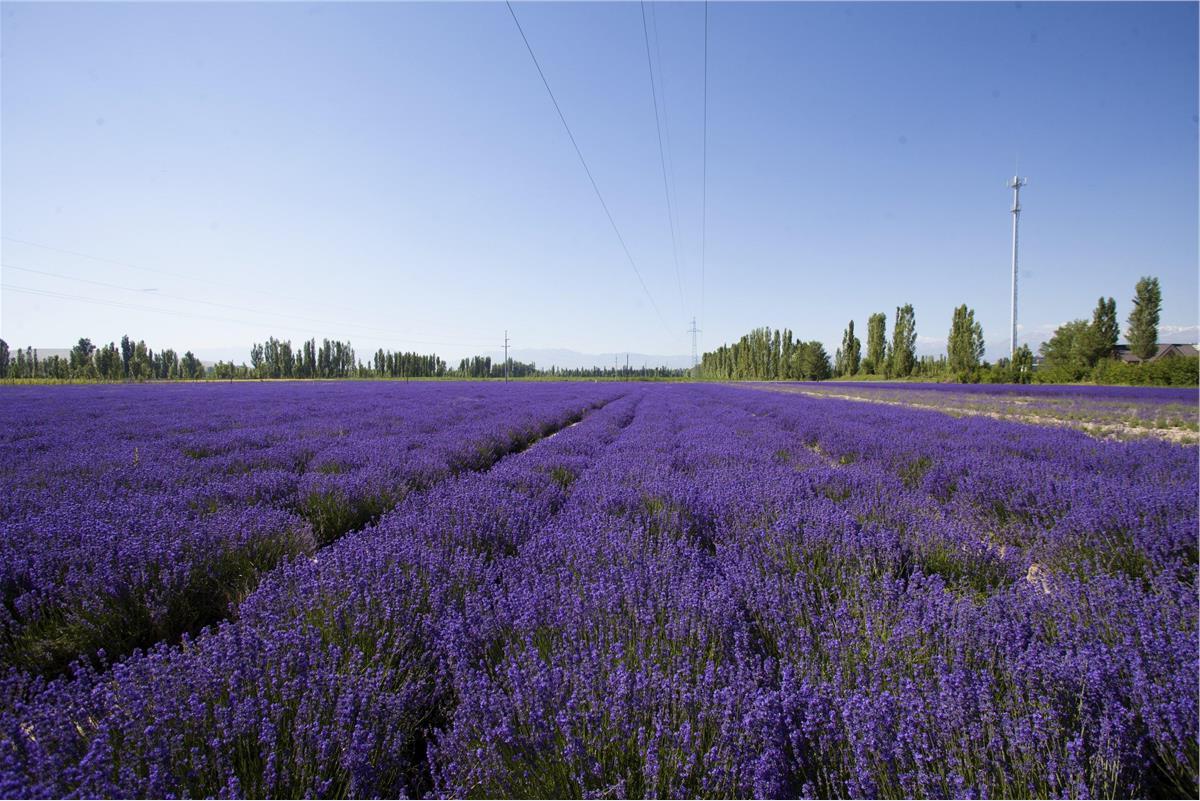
[{"left": 756, "top": 386, "right": 1199, "bottom": 445}]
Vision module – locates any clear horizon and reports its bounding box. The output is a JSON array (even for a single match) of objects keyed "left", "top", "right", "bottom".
[{"left": 2, "top": 1, "right": 1197, "bottom": 365}]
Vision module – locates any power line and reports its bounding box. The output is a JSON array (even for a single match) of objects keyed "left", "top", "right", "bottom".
[
  {"left": 641, "top": 0, "right": 686, "bottom": 317},
  {"left": 649, "top": 2, "right": 683, "bottom": 242},
  {"left": 1, "top": 261, "right": 488, "bottom": 349},
  {"left": 1, "top": 235, "right": 361, "bottom": 321},
  {"left": 3, "top": 283, "right": 312, "bottom": 337},
  {"left": 649, "top": 3, "right": 690, "bottom": 331},
  {"left": 0, "top": 235, "right": 499, "bottom": 341},
  {"left": 701, "top": 0, "right": 709, "bottom": 333},
  {"left": 503, "top": 330, "right": 510, "bottom": 382},
  {"left": 688, "top": 316, "right": 701, "bottom": 370},
  {"left": 504, "top": 0, "right": 669, "bottom": 332},
  {"left": 2, "top": 235, "right": 207, "bottom": 282},
  {"left": 1, "top": 283, "right": 492, "bottom": 350}
]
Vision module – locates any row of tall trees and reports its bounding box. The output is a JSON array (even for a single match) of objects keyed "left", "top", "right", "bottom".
[
  {"left": 697, "top": 327, "right": 831, "bottom": 381},
  {"left": 823, "top": 276, "right": 1171, "bottom": 384},
  {"left": 832, "top": 301, "right": 1031, "bottom": 384},
  {"left": 704, "top": 298, "right": 1028, "bottom": 385},
  {"left": 833, "top": 304, "right": 920, "bottom": 379},
  {"left": 453, "top": 356, "right": 538, "bottom": 379},
  {"left": 372, "top": 349, "right": 447, "bottom": 379},
  {"left": 0, "top": 333, "right": 687, "bottom": 382},
  {"left": 246, "top": 337, "right": 452, "bottom": 379},
  {"left": 2, "top": 276, "right": 1181, "bottom": 385},
  {"left": 542, "top": 364, "right": 687, "bottom": 379},
  {"left": 457, "top": 356, "right": 495, "bottom": 378},
  {"left": 0, "top": 337, "right": 205, "bottom": 381},
  {"left": 248, "top": 337, "right": 374, "bottom": 379},
  {"left": 250, "top": 337, "right": 452, "bottom": 379},
  {"left": 0, "top": 333, "right": 443, "bottom": 382}
]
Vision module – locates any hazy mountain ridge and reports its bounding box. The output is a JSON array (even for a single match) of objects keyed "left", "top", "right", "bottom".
[{"left": 480, "top": 348, "right": 693, "bottom": 371}]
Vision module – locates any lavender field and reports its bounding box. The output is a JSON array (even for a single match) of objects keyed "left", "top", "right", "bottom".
[
  {"left": 1, "top": 382, "right": 1196, "bottom": 798},
  {"left": 769, "top": 382, "right": 1200, "bottom": 443}
]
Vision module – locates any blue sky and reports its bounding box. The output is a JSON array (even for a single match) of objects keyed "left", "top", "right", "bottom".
[{"left": 2, "top": 1, "right": 1196, "bottom": 364}]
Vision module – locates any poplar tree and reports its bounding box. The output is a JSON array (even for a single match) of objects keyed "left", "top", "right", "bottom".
[
  {"left": 1127, "top": 277, "right": 1161, "bottom": 360},
  {"left": 865, "top": 313, "right": 887, "bottom": 374},
  {"left": 129, "top": 341, "right": 151, "bottom": 380},
  {"left": 840, "top": 320, "right": 861, "bottom": 376},
  {"left": 947, "top": 304, "right": 984, "bottom": 377},
  {"left": 890, "top": 304, "right": 917, "bottom": 377},
  {"left": 1091, "top": 297, "right": 1118, "bottom": 354},
  {"left": 1012, "top": 344, "right": 1034, "bottom": 384},
  {"left": 70, "top": 338, "right": 97, "bottom": 378},
  {"left": 121, "top": 335, "right": 133, "bottom": 378},
  {"left": 1084, "top": 296, "right": 1119, "bottom": 365},
  {"left": 772, "top": 329, "right": 782, "bottom": 380}
]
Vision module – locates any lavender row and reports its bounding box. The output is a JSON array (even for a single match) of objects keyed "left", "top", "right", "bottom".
[
  {"left": 1, "top": 390, "right": 647, "bottom": 798},
  {"left": 0, "top": 382, "right": 621, "bottom": 675}
]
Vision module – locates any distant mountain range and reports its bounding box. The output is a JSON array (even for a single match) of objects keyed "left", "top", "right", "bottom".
[
  {"left": 479, "top": 348, "right": 693, "bottom": 371},
  {"left": 26, "top": 348, "right": 71, "bottom": 361}
]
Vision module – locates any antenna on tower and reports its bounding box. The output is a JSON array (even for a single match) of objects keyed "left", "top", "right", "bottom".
[
  {"left": 687, "top": 316, "right": 701, "bottom": 375},
  {"left": 1008, "top": 175, "right": 1028, "bottom": 360}
]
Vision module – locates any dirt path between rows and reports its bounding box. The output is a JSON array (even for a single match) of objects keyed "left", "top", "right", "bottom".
[{"left": 758, "top": 386, "right": 1198, "bottom": 445}]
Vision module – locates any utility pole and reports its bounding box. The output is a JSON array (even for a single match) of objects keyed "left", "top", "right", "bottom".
[
  {"left": 503, "top": 330, "right": 510, "bottom": 383},
  {"left": 688, "top": 317, "right": 701, "bottom": 374},
  {"left": 1008, "top": 175, "right": 1027, "bottom": 360}
]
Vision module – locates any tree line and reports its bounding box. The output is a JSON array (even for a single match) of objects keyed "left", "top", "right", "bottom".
[
  {"left": 827, "top": 302, "right": 1033, "bottom": 383},
  {"left": 0, "top": 336, "right": 205, "bottom": 381},
  {"left": 697, "top": 328, "right": 833, "bottom": 381},
  {"left": 698, "top": 275, "right": 1194, "bottom": 385},
  {"left": 0, "top": 334, "right": 689, "bottom": 382},
  {"left": 0, "top": 334, "right": 450, "bottom": 382},
  {"left": 247, "top": 337, "right": 450, "bottom": 379},
  {"left": 455, "top": 356, "right": 538, "bottom": 379},
  {"left": 458, "top": 360, "right": 688, "bottom": 379},
  {"left": 2, "top": 276, "right": 1190, "bottom": 385}
]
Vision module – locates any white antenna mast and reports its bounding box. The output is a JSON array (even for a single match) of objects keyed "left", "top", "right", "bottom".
[{"left": 1008, "top": 174, "right": 1027, "bottom": 359}]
